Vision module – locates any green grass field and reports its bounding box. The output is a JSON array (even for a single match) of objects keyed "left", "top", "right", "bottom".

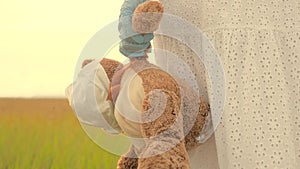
[{"left": 0, "top": 99, "right": 120, "bottom": 169}]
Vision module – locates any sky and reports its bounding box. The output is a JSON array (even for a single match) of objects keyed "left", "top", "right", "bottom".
[{"left": 0, "top": 0, "right": 125, "bottom": 98}]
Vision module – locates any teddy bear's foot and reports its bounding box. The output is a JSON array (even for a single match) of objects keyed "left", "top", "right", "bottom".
[
  {"left": 132, "top": 0, "right": 164, "bottom": 33},
  {"left": 137, "top": 141, "right": 190, "bottom": 169},
  {"left": 117, "top": 157, "right": 138, "bottom": 169},
  {"left": 117, "top": 145, "right": 139, "bottom": 169},
  {"left": 136, "top": 135, "right": 190, "bottom": 169}
]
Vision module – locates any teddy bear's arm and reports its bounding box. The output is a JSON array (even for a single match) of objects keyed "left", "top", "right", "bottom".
[
  {"left": 137, "top": 89, "right": 190, "bottom": 169},
  {"left": 184, "top": 98, "right": 209, "bottom": 151}
]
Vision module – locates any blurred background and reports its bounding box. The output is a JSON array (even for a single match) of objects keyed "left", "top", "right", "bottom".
[
  {"left": 0, "top": 1, "right": 125, "bottom": 168},
  {"left": 0, "top": 0, "right": 125, "bottom": 98}
]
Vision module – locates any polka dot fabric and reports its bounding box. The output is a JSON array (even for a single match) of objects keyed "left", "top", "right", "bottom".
[{"left": 153, "top": 0, "right": 300, "bottom": 168}]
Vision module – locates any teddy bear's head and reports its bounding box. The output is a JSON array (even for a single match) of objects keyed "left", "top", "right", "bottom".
[{"left": 66, "top": 58, "right": 124, "bottom": 134}]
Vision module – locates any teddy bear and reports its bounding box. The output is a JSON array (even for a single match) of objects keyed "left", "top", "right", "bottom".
[
  {"left": 66, "top": 0, "right": 211, "bottom": 168},
  {"left": 70, "top": 56, "right": 209, "bottom": 169},
  {"left": 103, "top": 58, "right": 209, "bottom": 169}
]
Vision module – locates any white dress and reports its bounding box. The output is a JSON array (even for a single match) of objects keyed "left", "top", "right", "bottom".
[{"left": 154, "top": 0, "right": 300, "bottom": 168}]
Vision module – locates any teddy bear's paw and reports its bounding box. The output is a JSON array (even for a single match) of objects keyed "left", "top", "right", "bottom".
[
  {"left": 100, "top": 58, "right": 123, "bottom": 82},
  {"left": 184, "top": 98, "right": 210, "bottom": 150},
  {"left": 132, "top": 0, "right": 164, "bottom": 33},
  {"left": 138, "top": 142, "right": 190, "bottom": 169},
  {"left": 117, "top": 156, "right": 138, "bottom": 169}
]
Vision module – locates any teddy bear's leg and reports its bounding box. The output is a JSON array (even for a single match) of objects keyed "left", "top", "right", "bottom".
[
  {"left": 117, "top": 145, "right": 139, "bottom": 169},
  {"left": 137, "top": 90, "right": 190, "bottom": 169},
  {"left": 137, "top": 140, "right": 190, "bottom": 169}
]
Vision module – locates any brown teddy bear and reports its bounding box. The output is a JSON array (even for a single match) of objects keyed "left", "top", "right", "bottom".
[
  {"left": 103, "top": 57, "right": 209, "bottom": 169},
  {"left": 68, "top": 57, "right": 210, "bottom": 169},
  {"left": 116, "top": 1, "right": 210, "bottom": 167},
  {"left": 66, "top": 1, "right": 211, "bottom": 168}
]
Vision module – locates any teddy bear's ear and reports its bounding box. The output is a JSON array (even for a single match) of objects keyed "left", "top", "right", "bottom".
[
  {"left": 99, "top": 58, "right": 123, "bottom": 82},
  {"left": 132, "top": 0, "right": 164, "bottom": 33},
  {"left": 99, "top": 58, "right": 125, "bottom": 103}
]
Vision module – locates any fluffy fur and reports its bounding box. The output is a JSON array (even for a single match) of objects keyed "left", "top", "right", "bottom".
[
  {"left": 132, "top": 0, "right": 164, "bottom": 33},
  {"left": 99, "top": 58, "right": 209, "bottom": 169},
  {"left": 100, "top": 1, "right": 209, "bottom": 168}
]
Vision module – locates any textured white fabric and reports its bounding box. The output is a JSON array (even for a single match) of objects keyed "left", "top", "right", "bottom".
[
  {"left": 154, "top": 0, "right": 300, "bottom": 168},
  {"left": 66, "top": 61, "right": 121, "bottom": 134}
]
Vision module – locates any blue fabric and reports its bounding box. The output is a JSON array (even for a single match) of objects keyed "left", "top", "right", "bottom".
[{"left": 119, "top": 0, "right": 154, "bottom": 58}]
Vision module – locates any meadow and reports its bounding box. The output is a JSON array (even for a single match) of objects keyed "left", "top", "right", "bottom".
[{"left": 0, "top": 98, "right": 119, "bottom": 169}]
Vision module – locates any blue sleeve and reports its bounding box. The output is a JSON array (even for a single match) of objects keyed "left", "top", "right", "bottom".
[{"left": 118, "top": 0, "right": 154, "bottom": 58}]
